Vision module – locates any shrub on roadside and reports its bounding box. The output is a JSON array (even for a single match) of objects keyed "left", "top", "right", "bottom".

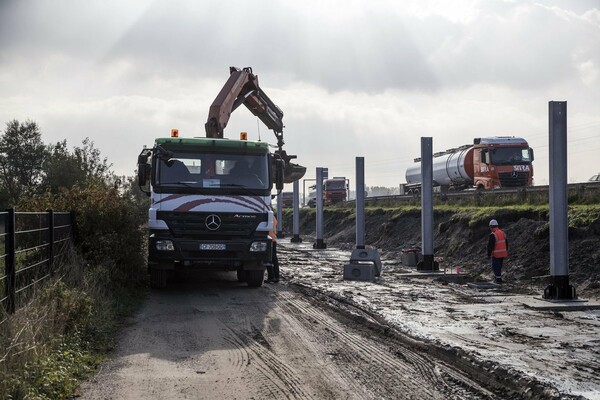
[
  {"left": 17, "top": 178, "right": 147, "bottom": 286},
  {"left": 0, "top": 180, "right": 147, "bottom": 399}
]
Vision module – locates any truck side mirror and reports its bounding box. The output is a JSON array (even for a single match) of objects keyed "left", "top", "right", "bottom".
[
  {"left": 529, "top": 148, "right": 534, "bottom": 161},
  {"left": 275, "top": 159, "right": 285, "bottom": 191},
  {"left": 137, "top": 153, "right": 151, "bottom": 195},
  {"left": 481, "top": 149, "right": 488, "bottom": 164}
]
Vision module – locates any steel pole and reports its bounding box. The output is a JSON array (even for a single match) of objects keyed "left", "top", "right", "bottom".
[
  {"left": 420, "top": 137, "right": 437, "bottom": 271},
  {"left": 314, "top": 167, "right": 326, "bottom": 249},
  {"left": 303, "top": 179, "right": 306, "bottom": 207},
  {"left": 356, "top": 157, "right": 365, "bottom": 249},
  {"left": 276, "top": 191, "right": 284, "bottom": 238},
  {"left": 544, "top": 101, "right": 575, "bottom": 300},
  {"left": 291, "top": 179, "right": 302, "bottom": 243}
]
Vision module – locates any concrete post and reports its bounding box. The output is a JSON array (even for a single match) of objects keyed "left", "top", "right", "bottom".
[
  {"left": 419, "top": 137, "right": 437, "bottom": 271},
  {"left": 314, "top": 167, "right": 326, "bottom": 249},
  {"left": 291, "top": 179, "right": 302, "bottom": 243},
  {"left": 544, "top": 101, "right": 576, "bottom": 300}
]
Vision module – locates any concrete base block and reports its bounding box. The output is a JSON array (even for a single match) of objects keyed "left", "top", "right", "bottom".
[
  {"left": 343, "top": 263, "right": 376, "bottom": 281},
  {"left": 313, "top": 239, "right": 327, "bottom": 249},
  {"left": 519, "top": 297, "right": 600, "bottom": 311},
  {"left": 349, "top": 248, "right": 383, "bottom": 276},
  {"left": 290, "top": 235, "right": 303, "bottom": 243},
  {"left": 401, "top": 252, "right": 419, "bottom": 267}
]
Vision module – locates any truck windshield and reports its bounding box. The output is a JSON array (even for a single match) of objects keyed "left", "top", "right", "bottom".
[
  {"left": 490, "top": 147, "right": 531, "bottom": 165},
  {"left": 156, "top": 152, "right": 269, "bottom": 192},
  {"left": 325, "top": 181, "right": 346, "bottom": 190}
]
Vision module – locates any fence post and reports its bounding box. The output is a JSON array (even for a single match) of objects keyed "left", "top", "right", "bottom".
[
  {"left": 47, "top": 209, "right": 54, "bottom": 275},
  {"left": 5, "top": 208, "right": 16, "bottom": 314},
  {"left": 70, "top": 211, "right": 77, "bottom": 245}
]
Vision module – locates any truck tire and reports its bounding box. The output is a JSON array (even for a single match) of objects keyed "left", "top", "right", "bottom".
[
  {"left": 245, "top": 270, "right": 264, "bottom": 287},
  {"left": 150, "top": 267, "right": 167, "bottom": 289},
  {"left": 236, "top": 269, "right": 247, "bottom": 282}
]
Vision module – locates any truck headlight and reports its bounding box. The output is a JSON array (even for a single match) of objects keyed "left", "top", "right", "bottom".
[
  {"left": 156, "top": 240, "right": 175, "bottom": 251},
  {"left": 249, "top": 241, "right": 268, "bottom": 252}
]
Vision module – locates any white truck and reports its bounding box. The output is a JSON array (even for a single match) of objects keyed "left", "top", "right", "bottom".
[{"left": 137, "top": 67, "right": 305, "bottom": 288}]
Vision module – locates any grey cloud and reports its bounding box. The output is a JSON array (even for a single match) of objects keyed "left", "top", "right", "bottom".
[
  {"left": 0, "top": 0, "right": 598, "bottom": 95},
  {"left": 102, "top": 1, "right": 438, "bottom": 93}
]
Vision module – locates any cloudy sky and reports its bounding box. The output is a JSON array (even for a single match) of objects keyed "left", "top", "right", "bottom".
[{"left": 1, "top": 0, "right": 599, "bottom": 191}]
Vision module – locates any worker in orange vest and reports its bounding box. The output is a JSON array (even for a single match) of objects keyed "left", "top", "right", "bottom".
[
  {"left": 266, "top": 217, "right": 280, "bottom": 283},
  {"left": 487, "top": 219, "right": 508, "bottom": 284}
]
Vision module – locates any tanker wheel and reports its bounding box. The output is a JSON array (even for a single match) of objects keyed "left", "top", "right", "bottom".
[
  {"left": 150, "top": 267, "right": 167, "bottom": 289},
  {"left": 236, "top": 268, "right": 247, "bottom": 282},
  {"left": 476, "top": 184, "right": 485, "bottom": 191},
  {"left": 245, "top": 270, "right": 264, "bottom": 287}
]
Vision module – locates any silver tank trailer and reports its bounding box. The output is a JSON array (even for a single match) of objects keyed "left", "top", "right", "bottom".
[{"left": 405, "top": 146, "right": 474, "bottom": 186}]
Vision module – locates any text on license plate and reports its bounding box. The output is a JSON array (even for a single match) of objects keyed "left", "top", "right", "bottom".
[{"left": 199, "top": 243, "right": 226, "bottom": 251}]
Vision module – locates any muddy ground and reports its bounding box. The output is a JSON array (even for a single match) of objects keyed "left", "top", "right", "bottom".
[
  {"left": 282, "top": 207, "right": 600, "bottom": 298},
  {"left": 79, "top": 273, "right": 523, "bottom": 400},
  {"left": 79, "top": 208, "right": 599, "bottom": 399},
  {"left": 277, "top": 208, "right": 600, "bottom": 399}
]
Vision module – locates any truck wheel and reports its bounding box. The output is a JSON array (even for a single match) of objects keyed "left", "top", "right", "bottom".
[
  {"left": 236, "top": 269, "right": 247, "bottom": 282},
  {"left": 245, "top": 270, "right": 264, "bottom": 287},
  {"left": 150, "top": 267, "right": 167, "bottom": 289}
]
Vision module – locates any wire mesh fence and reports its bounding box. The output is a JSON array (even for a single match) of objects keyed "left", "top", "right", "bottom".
[{"left": 0, "top": 209, "right": 75, "bottom": 319}]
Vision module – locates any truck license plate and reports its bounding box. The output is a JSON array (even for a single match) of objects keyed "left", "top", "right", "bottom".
[{"left": 199, "top": 243, "right": 226, "bottom": 251}]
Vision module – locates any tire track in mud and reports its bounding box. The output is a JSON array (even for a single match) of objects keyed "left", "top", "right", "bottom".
[
  {"left": 221, "top": 320, "right": 315, "bottom": 400},
  {"left": 222, "top": 335, "right": 249, "bottom": 373},
  {"left": 286, "top": 281, "right": 591, "bottom": 400},
  {"left": 271, "top": 285, "right": 498, "bottom": 400}
]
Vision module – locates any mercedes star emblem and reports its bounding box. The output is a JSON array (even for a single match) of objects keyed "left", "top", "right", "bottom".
[
  {"left": 205, "top": 214, "right": 221, "bottom": 231},
  {"left": 511, "top": 171, "right": 518, "bottom": 178}
]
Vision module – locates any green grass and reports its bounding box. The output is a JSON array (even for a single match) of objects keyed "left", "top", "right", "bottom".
[{"left": 286, "top": 203, "right": 600, "bottom": 229}]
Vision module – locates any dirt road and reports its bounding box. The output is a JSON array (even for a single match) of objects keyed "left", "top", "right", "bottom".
[{"left": 80, "top": 271, "right": 507, "bottom": 400}]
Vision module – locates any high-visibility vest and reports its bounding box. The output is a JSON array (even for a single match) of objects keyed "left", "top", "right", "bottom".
[
  {"left": 269, "top": 218, "right": 277, "bottom": 242},
  {"left": 492, "top": 228, "right": 508, "bottom": 258}
]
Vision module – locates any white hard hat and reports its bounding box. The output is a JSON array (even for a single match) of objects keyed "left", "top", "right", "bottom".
[{"left": 489, "top": 219, "right": 499, "bottom": 227}]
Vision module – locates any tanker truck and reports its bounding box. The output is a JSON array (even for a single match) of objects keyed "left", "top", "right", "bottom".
[{"left": 404, "top": 137, "right": 534, "bottom": 193}]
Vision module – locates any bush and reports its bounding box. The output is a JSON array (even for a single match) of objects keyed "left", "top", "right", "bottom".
[
  {"left": 0, "top": 179, "right": 148, "bottom": 399},
  {"left": 17, "top": 179, "right": 147, "bottom": 286}
]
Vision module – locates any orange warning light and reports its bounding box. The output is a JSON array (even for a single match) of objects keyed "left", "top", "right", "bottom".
[
  {"left": 240, "top": 132, "right": 248, "bottom": 140},
  {"left": 171, "top": 129, "right": 179, "bottom": 138}
]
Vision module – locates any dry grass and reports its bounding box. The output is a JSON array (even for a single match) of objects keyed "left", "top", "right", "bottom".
[{"left": 0, "top": 248, "right": 145, "bottom": 399}]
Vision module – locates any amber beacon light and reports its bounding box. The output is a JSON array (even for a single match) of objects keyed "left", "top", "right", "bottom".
[{"left": 171, "top": 128, "right": 179, "bottom": 138}]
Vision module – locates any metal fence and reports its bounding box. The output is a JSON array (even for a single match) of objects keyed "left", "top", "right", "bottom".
[{"left": 0, "top": 209, "right": 75, "bottom": 318}]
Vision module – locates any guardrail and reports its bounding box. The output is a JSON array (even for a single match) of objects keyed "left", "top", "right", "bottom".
[
  {"left": 0, "top": 209, "right": 75, "bottom": 318},
  {"left": 345, "top": 181, "right": 600, "bottom": 205}
]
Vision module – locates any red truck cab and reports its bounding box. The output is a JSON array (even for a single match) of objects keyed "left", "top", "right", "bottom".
[
  {"left": 324, "top": 178, "right": 348, "bottom": 205},
  {"left": 472, "top": 137, "right": 534, "bottom": 189}
]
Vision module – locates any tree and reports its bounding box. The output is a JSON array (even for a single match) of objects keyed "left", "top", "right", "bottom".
[
  {"left": 73, "top": 137, "right": 111, "bottom": 182},
  {"left": 0, "top": 120, "right": 48, "bottom": 205},
  {"left": 122, "top": 175, "right": 151, "bottom": 218},
  {"left": 42, "top": 138, "right": 112, "bottom": 193}
]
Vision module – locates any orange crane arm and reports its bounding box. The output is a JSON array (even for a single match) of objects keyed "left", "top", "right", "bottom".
[
  {"left": 205, "top": 66, "right": 285, "bottom": 150},
  {"left": 204, "top": 66, "right": 305, "bottom": 183}
]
